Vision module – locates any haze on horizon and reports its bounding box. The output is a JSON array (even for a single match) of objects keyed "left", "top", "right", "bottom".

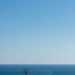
[{"left": 0, "top": 0, "right": 75, "bottom": 64}]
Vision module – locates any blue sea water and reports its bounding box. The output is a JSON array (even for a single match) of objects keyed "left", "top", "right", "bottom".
[{"left": 0, "top": 65, "right": 75, "bottom": 75}]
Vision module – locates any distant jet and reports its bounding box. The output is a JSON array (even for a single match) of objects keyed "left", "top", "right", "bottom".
[{"left": 30, "top": 16, "right": 46, "bottom": 23}]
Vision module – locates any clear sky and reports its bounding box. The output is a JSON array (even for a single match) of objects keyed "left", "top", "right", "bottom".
[{"left": 0, "top": 0, "right": 75, "bottom": 64}]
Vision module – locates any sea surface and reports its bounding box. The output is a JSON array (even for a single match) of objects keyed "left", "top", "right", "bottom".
[{"left": 0, "top": 64, "right": 75, "bottom": 75}]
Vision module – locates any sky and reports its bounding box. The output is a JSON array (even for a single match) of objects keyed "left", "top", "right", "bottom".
[{"left": 0, "top": 0, "right": 75, "bottom": 64}]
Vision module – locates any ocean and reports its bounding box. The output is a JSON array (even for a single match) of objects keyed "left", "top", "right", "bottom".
[{"left": 0, "top": 64, "right": 75, "bottom": 75}]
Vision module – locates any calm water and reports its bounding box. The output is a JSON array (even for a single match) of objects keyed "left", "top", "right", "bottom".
[{"left": 0, "top": 65, "right": 75, "bottom": 75}]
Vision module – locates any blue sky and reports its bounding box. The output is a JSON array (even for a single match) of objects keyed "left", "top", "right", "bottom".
[{"left": 0, "top": 0, "right": 75, "bottom": 64}]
